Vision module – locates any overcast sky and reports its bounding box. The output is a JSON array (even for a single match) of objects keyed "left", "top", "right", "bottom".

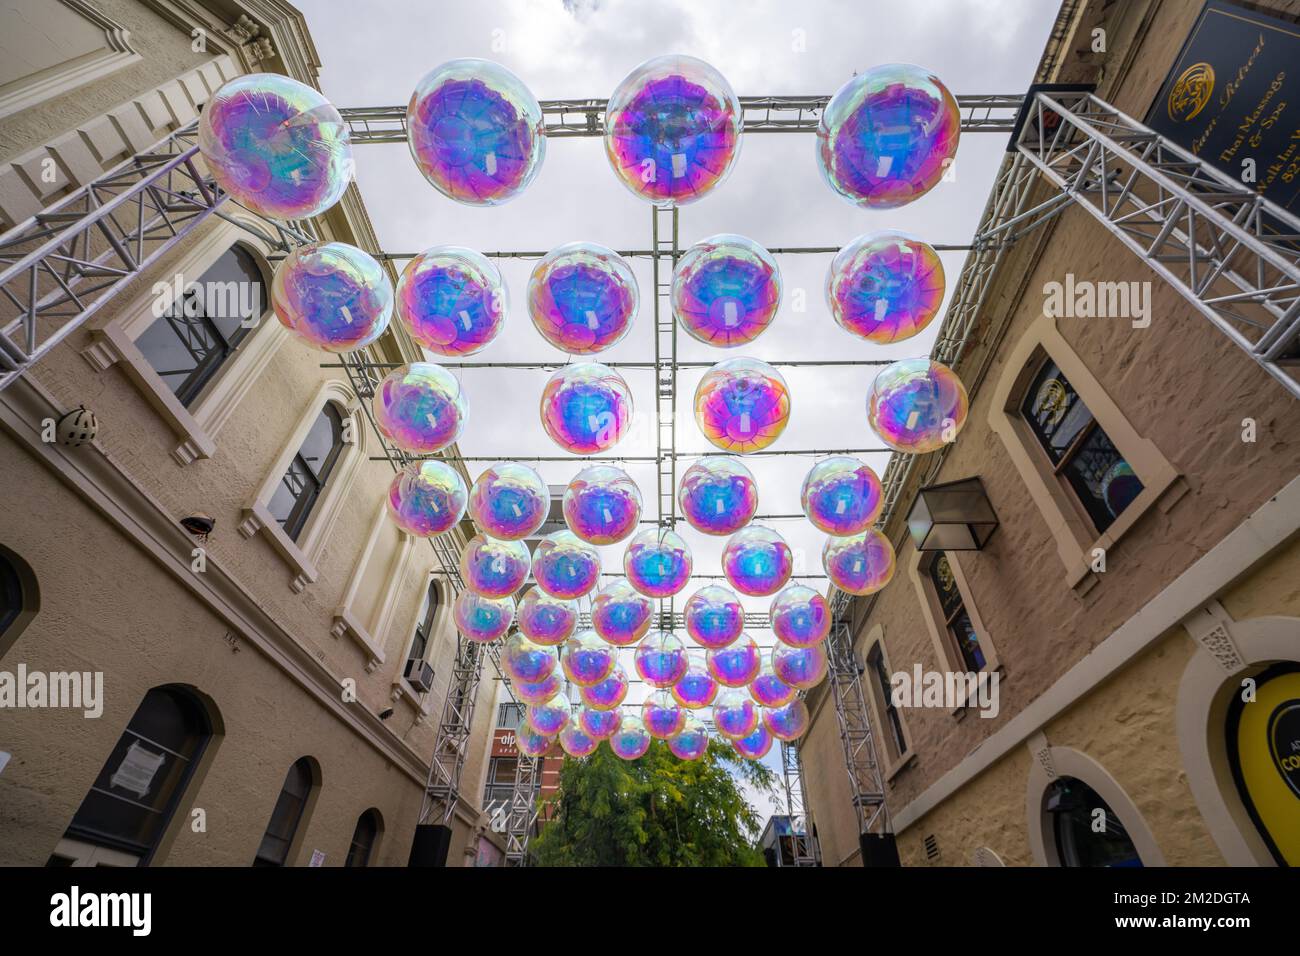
[{"left": 294, "top": 0, "right": 1059, "bottom": 825}]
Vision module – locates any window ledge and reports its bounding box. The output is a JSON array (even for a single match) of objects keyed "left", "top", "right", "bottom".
[
  {"left": 884, "top": 749, "right": 917, "bottom": 783},
  {"left": 391, "top": 678, "right": 433, "bottom": 720},
  {"left": 330, "top": 608, "right": 385, "bottom": 673},
  {"left": 238, "top": 500, "right": 319, "bottom": 592},
  {"left": 950, "top": 663, "right": 1005, "bottom": 717}
]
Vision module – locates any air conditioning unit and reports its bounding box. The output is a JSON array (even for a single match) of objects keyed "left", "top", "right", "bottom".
[{"left": 404, "top": 658, "right": 435, "bottom": 693}]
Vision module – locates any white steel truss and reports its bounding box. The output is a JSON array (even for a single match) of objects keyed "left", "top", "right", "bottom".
[{"left": 779, "top": 740, "right": 821, "bottom": 866}]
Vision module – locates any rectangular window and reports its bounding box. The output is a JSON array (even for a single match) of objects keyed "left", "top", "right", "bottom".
[
  {"left": 868, "top": 644, "right": 906, "bottom": 759},
  {"left": 1020, "top": 360, "right": 1145, "bottom": 533},
  {"left": 926, "top": 553, "right": 986, "bottom": 672},
  {"left": 497, "top": 702, "right": 526, "bottom": 730},
  {"left": 267, "top": 403, "right": 345, "bottom": 541}
]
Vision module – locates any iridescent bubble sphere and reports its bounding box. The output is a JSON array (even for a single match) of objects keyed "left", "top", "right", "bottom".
[
  {"left": 563, "top": 465, "right": 642, "bottom": 545},
  {"left": 801, "top": 456, "right": 884, "bottom": 536},
  {"left": 732, "top": 724, "right": 773, "bottom": 760},
  {"left": 816, "top": 63, "right": 960, "bottom": 210},
  {"left": 772, "top": 642, "right": 828, "bottom": 691},
  {"left": 762, "top": 699, "right": 811, "bottom": 742},
  {"left": 516, "top": 588, "right": 578, "bottom": 646},
  {"left": 722, "top": 525, "right": 793, "bottom": 597},
  {"left": 501, "top": 631, "right": 559, "bottom": 684},
  {"left": 624, "top": 529, "right": 693, "bottom": 598},
  {"left": 749, "top": 663, "right": 797, "bottom": 709},
  {"left": 513, "top": 671, "right": 564, "bottom": 705},
  {"left": 396, "top": 246, "right": 506, "bottom": 357},
  {"left": 827, "top": 232, "right": 944, "bottom": 344},
  {"left": 642, "top": 690, "right": 687, "bottom": 739},
  {"left": 683, "top": 585, "right": 744, "bottom": 649},
  {"left": 770, "top": 585, "right": 831, "bottom": 648},
  {"left": 516, "top": 720, "right": 556, "bottom": 757},
  {"left": 604, "top": 55, "right": 742, "bottom": 207},
  {"left": 668, "top": 715, "right": 710, "bottom": 760},
  {"left": 591, "top": 580, "right": 654, "bottom": 647},
  {"left": 609, "top": 713, "right": 652, "bottom": 760},
  {"left": 528, "top": 691, "right": 572, "bottom": 736},
  {"left": 539, "top": 362, "right": 633, "bottom": 454},
  {"left": 580, "top": 663, "right": 629, "bottom": 711},
  {"left": 580, "top": 705, "right": 622, "bottom": 740},
  {"left": 694, "top": 358, "right": 791, "bottom": 454},
  {"left": 635, "top": 631, "right": 690, "bottom": 688},
  {"left": 671, "top": 656, "right": 719, "bottom": 709},
  {"left": 532, "top": 531, "right": 601, "bottom": 600},
  {"left": 707, "top": 634, "right": 762, "bottom": 688},
  {"left": 373, "top": 362, "right": 468, "bottom": 454},
  {"left": 677, "top": 456, "right": 758, "bottom": 536},
  {"left": 559, "top": 721, "right": 600, "bottom": 758},
  {"left": 673, "top": 235, "right": 780, "bottom": 347},
  {"left": 386, "top": 460, "right": 468, "bottom": 537},
  {"left": 460, "top": 534, "right": 530, "bottom": 598},
  {"left": 712, "top": 687, "right": 759, "bottom": 739},
  {"left": 823, "top": 528, "right": 896, "bottom": 596},
  {"left": 199, "top": 73, "right": 352, "bottom": 220},
  {"left": 468, "top": 462, "right": 549, "bottom": 541},
  {"left": 528, "top": 242, "right": 638, "bottom": 354},
  {"left": 561, "top": 630, "right": 618, "bottom": 688},
  {"left": 407, "top": 59, "right": 544, "bottom": 206},
  {"left": 272, "top": 242, "right": 392, "bottom": 353},
  {"left": 867, "top": 358, "right": 969, "bottom": 454},
  {"left": 453, "top": 589, "right": 514, "bottom": 643}
]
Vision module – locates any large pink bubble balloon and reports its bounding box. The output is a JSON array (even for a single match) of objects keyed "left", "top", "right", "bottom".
[
  {"left": 672, "top": 234, "right": 780, "bottom": 347},
  {"left": 624, "top": 529, "right": 692, "bottom": 598},
  {"left": 635, "top": 631, "right": 690, "bottom": 688},
  {"left": 683, "top": 585, "right": 744, "bottom": 649},
  {"left": 677, "top": 455, "right": 758, "bottom": 536},
  {"left": 527, "top": 691, "right": 572, "bottom": 736},
  {"left": 707, "top": 634, "right": 762, "bottom": 688},
  {"left": 386, "top": 460, "right": 468, "bottom": 537},
  {"left": 580, "top": 705, "right": 622, "bottom": 740},
  {"left": 732, "top": 724, "right": 773, "bottom": 760},
  {"left": 468, "top": 462, "right": 550, "bottom": 541},
  {"left": 501, "top": 631, "right": 559, "bottom": 684},
  {"left": 516, "top": 721, "right": 557, "bottom": 757},
  {"left": 272, "top": 242, "right": 392, "bottom": 353},
  {"left": 668, "top": 714, "right": 710, "bottom": 760},
  {"left": 513, "top": 671, "right": 564, "bottom": 705},
  {"left": 772, "top": 642, "right": 829, "bottom": 691},
  {"left": 453, "top": 589, "right": 514, "bottom": 642},
  {"left": 532, "top": 531, "right": 601, "bottom": 600},
  {"left": 559, "top": 721, "right": 601, "bottom": 758},
  {"left": 516, "top": 588, "right": 578, "bottom": 646},
  {"left": 563, "top": 465, "right": 642, "bottom": 545},
  {"left": 539, "top": 362, "right": 633, "bottom": 454},
  {"left": 712, "top": 687, "right": 759, "bottom": 739},
  {"left": 770, "top": 585, "right": 831, "bottom": 648},
  {"left": 722, "top": 525, "right": 793, "bottom": 597},
  {"left": 801, "top": 456, "right": 884, "bottom": 536},
  {"left": 591, "top": 580, "right": 654, "bottom": 647},
  {"left": 396, "top": 246, "right": 506, "bottom": 356},
  {"left": 460, "top": 534, "right": 530, "bottom": 598},
  {"left": 827, "top": 232, "right": 944, "bottom": 344},
  {"left": 762, "top": 699, "right": 811, "bottom": 742},
  {"left": 561, "top": 630, "right": 618, "bottom": 687},
  {"left": 642, "top": 690, "right": 687, "bottom": 739},
  {"left": 749, "top": 663, "right": 797, "bottom": 708},
  {"left": 823, "top": 528, "right": 896, "bottom": 596},
  {"left": 580, "top": 663, "right": 629, "bottom": 711},
  {"left": 671, "top": 656, "right": 719, "bottom": 709},
  {"left": 528, "top": 242, "right": 638, "bottom": 354},
  {"left": 694, "top": 358, "right": 791, "bottom": 454},
  {"left": 373, "top": 362, "right": 468, "bottom": 454},
  {"left": 609, "top": 713, "right": 652, "bottom": 760},
  {"left": 867, "top": 358, "right": 969, "bottom": 454}
]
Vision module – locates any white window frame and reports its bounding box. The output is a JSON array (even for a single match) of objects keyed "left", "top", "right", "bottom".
[{"left": 331, "top": 501, "right": 416, "bottom": 672}]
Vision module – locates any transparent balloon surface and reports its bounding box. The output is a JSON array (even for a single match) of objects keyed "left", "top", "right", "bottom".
[
  {"left": 199, "top": 73, "right": 353, "bottom": 220},
  {"left": 827, "top": 232, "right": 944, "bottom": 344},
  {"left": 712, "top": 687, "right": 759, "bottom": 739},
  {"left": 561, "top": 630, "right": 618, "bottom": 687},
  {"left": 528, "top": 242, "right": 638, "bottom": 354},
  {"left": 772, "top": 642, "right": 829, "bottom": 691},
  {"left": 683, "top": 585, "right": 744, "bottom": 649},
  {"left": 707, "top": 634, "right": 761, "bottom": 688},
  {"left": 668, "top": 715, "right": 710, "bottom": 760},
  {"left": 539, "top": 362, "right": 633, "bottom": 454},
  {"left": 823, "top": 528, "right": 896, "bottom": 596},
  {"left": 516, "top": 588, "right": 578, "bottom": 646},
  {"left": 677, "top": 456, "right": 758, "bottom": 536},
  {"left": 749, "top": 664, "right": 797, "bottom": 708},
  {"left": 867, "top": 359, "right": 969, "bottom": 454},
  {"left": 460, "top": 534, "right": 531, "bottom": 598},
  {"left": 604, "top": 55, "right": 742, "bottom": 206},
  {"left": 609, "top": 713, "right": 652, "bottom": 760},
  {"left": 722, "top": 525, "right": 793, "bottom": 597},
  {"left": 386, "top": 460, "right": 468, "bottom": 537},
  {"left": 624, "top": 529, "right": 693, "bottom": 598},
  {"left": 468, "top": 462, "right": 550, "bottom": 541},
  {"left": 769, "top": 584, "right": 831, "bottom": 648},
  {"left": 580, "top": 663, "right": 629, "bottom": 710},
  {"left": 671, "top": 657, "right": 719, "bottom": 709},
  {"left": 642, "top": 690, "right": 687, "bottom": 739},
  {"left": 635, "top": 631, "right": 689, "bottom": 688},
  {"left": 563, "top": 465, "right": 643, "bottom": 545},
  {"left": 694, "top": 358, "right": 791, "bottom": 454},
  {"left": 516, "top": 720, "right": 557, "bottom": 757},
  {"left": 800, "top": 456, "right": 883, "bottom": 536},
  {"left": 513, "top": 671, "right": 564, "bottom": 705},
  {"left": 816, "top": 63, "right": 960, "bottom": 209},
  {"left": 580, "top": 705, "right": 622, "bottom": 739},
  {"left": 396, "top": 246, "right": 506, "bottom": 356},
  {"left": 591, "top": 580, "right": 654, "bottom": 647},
  {"left": 532, "top": 530, "right": 602, "bottom": 600},
  {"left": 272, "top": 242, "right": 392, "bottom": 353},
  {"left": 501, "top": 631, "right": 559, "bottom": 684},
  {"left": 527, "top": 691, "right": 572, "bottom": 736},
  {"left": 373, "top": 362, "right": 468, "bottom": 454},
  {"left": 762, "top": 699, "right": 811, "bottom": 742},
  {"left": 559, "top": 722, "right": 600, "bottom": 758},
  {"left": 453, "top": 589, "right": 514, "bottom": 643},
  {"left": 407, "top": 59, "right": 545, "bottom": 206},
  {"left": 673, "top": 235, "right": 780, "bottom": 347},
  {"left": 732, "top": 723, "right": 773, "bottom": 760}
]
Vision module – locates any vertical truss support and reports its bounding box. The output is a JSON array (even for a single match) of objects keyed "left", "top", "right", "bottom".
[
  {"left": 651, "top": 204, "right": 680, "bottom": 627},
  {"left": 503, "top": 753, "right": 541, "bottom": 866},
  {"left": 780, "top": 740, "right": 821, "bottom": 866},
  {"left": 826, "top": 593, "right": 888, "bottom": 844}
]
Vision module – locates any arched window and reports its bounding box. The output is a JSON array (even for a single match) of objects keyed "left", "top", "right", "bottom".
[
  {"left": 0, "top": 544, "right": 39, "bottom": 659},
  {"left": 1226, "top": 662, "right": 1300, "bottom": 866},
  {"left": 267, "top": 403, "right": 346, "bottom": 541},
  {"left": 50, "top": 685, "right": 212, "bottom": 866},
  {"left": 254, "top": 757, "right": 319, "bottom": 867},
  {"left": 1044, "top": 776, "right": 1142, "bottom": 867},
  {"left": 345, "top": 809, "right": 383, "bottom": 867},
  {"left": 409, "top": 580, "right": 439, "bottom": 667},
  {"left": 133, "top": 243, "right": 267, "bottom": 407}
]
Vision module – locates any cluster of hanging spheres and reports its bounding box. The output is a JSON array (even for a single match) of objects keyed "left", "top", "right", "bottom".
[{"left": 199, "top": 54, "right": 971, "bottom": 762}]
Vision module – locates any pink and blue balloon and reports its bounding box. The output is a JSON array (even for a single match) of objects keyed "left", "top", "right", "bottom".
[
  {"left": 563, "top": 465, "right": 642, "bottom": 545},
  {"left": 516, "top": 588, "right": 578, "bottom": 646},
  {"left": 609, "top": 713, "right": 652, "bottom": 760},
  {"left": 668, "top": 715, "right": 710, "bottom": 760},
  {"left": 516, "top": 721, "right": 556, "bottom": 757},
  {"left": 396, "top": 246, "right": 506, "bottom": 356},
  {"left": 453, "top": 590, "right": 513, "bottom": 643},
  {"left": 772, "top": 642, "right": 828, "bottom": 691},
  {"left": 694, "top": 358, "right": 791, "bottom": 453},
  {"left": 528, "top": 242, "right": 638, "bottom": 354},
  {"left": 722, "top": 525, "right": 793, "bottom": 597},
  {"left": 373, "top": 362, "right": 468, "bottom": 454},
  {"left": 762, "top": 699, "right": 810, "bottom": 742},
  {"left": 468, "top": 462, "right": 550, "bottom": 541},
  {"left": 707, "top": 634, "right": 761, "bottom": 687},
  {"left": 867, "top": 358, "right": 969, "bottom": 454},
  {"left": 624, "top": 529, "right": 692, "bottom": 598},
  {"left": 642, "top": 690, "right": 687, "bottom": 739},
  {"left": 460, "top": 534, "right": 530, "bottom": 598},
  {"left": 561, "top": 630, "right": 617, "bottom": 687},
  {"left": 823, "top": 528, "right": 896, "bottom": 596},
  {"left": 732, "top": 724, "right": 773, "bottom": 760},
  {"left": 801, "top": 456, "right": 883, "bottom": 536},
  {"left": 635, "top": 631, "right": 689, "bottom": 688},
  {"left": 559, "top": 722, "right": 600, "bottom": 758},
  {"left": 513, "top": 671, "right": 564, "bottom": 705},
  {"left": 539, "top": 362, "right": 633, "bottom": 454},
  {"left": 671, "top": 657, "right": 719, "bottom": 709},
  {"left": 590, "top": 580, "right": 654, "bottom": 647},
  {"left": 672, "top": 235, "right": 780, "bottom": 346},
  {"left": 386, "top": 460, "right": 467, "bottom": 537},
  {"left": 580, "top": 664, "right": 629, "bottom": 711},
  {"left": 272, "top": 242, "right": 392, "bottom": 352},
  {"left": 749, "top": 664, "right": 797, "bottom": 709},
  {"left": 580, "top": 705, "right": 622, "bottom": 740},
  {"left": 712, "top": 688, "right": 759, "bottom": 739},
  {"left": 677, "top": 455, "right": 758, "bottom": 536},
  {"left": 532, "top": 531, "right": 601, "bottom": 599},
  {"left": 501, "top": 631, "right": 559, "bottom": 684},
  {"left": 827, "top": 232, "right": 944, "bottom": 344},
  {"left": 527, "top": 691, "right": 572, "bottom": 736},
  {"left": 770, "top": 585, "right": 830, "bottom": 647},
  {"left": 683, "top": 585, "right": 744, "bottom": 649}
]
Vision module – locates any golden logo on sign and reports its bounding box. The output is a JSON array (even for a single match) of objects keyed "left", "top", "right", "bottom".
[
  {"left": 1167, "top": 62, "right": 1215, "bottom": 122},
  {"left": 1035, "top": 379, "right": 1069, "bottom": 426},
  {"left": 936, "top": 554, "right": 956, "bottom": 593}
]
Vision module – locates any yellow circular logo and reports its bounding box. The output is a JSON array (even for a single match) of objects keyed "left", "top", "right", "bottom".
[
  {"left": 1168, "top": 62, "right": 1215, "bottom": 122},
  {"left": 1035, "top": 379, "right": 1069, "bottom": 426},
  {"left": 936, "top": 554, "right": 956, "bottom": 593}
]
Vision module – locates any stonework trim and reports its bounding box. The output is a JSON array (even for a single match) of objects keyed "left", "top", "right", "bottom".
[
  {"left": 890, "top": 473, "right": 1300, "bottom": 833},
  {"left": 858, "top": 623, "right": 917, "bottom": 780},
  {"left": 332, "top": 500, "right": 416, "bottom": 672}
]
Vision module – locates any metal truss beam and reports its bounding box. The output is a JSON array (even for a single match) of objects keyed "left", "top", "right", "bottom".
[{"left": 779, "top": 740, "right": 821, "bottom": 866}]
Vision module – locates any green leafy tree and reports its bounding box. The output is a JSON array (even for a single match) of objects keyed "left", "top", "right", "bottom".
[{"left": 530, "top": 738, "right": 777, "bottom": 867}]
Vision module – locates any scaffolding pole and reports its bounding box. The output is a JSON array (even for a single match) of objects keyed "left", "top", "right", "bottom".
[{"left": 780, "top": 740, "right": 821, "bottom": 866}]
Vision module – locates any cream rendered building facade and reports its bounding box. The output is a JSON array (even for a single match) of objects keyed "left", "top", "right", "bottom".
[{"left": 0, "top": 0, "right": 501, "bottom": 866}]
